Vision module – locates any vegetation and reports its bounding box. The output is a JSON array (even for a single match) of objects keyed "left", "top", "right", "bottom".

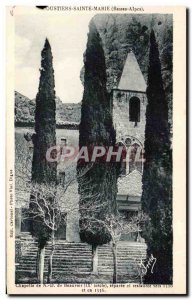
[
  {"left": 29, "top": 38, "right": 57, "bottom": 283},
  {"left": 78, "top": 20, "right": 118, "bottom": 267},
  {"left": 81, "top": 211, "right": 148, "bottom": 283},
  {"left": 141, "top": 29, "right": 172, "bottom": 284}
]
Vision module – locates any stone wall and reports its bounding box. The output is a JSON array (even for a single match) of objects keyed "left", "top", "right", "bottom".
[
  {"left": 112, "top": 90, "right": 147, "bottom": 197},
  {"left": 63, "top": 182, "right": 81, "bottom": 243},
  {"left": 112, "top": 90, "right": 147, "bottom": 146},
  {"left": 118, "top": 170, "right": 142, "bottom": 197}
]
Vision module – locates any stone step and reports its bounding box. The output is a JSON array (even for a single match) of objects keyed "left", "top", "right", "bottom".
[
  {"left": 20, "top": 259, "right": 141, "bottom": 265},
  {"left": 98, "top": 256, "right": 146, "bottom": 260},
  {"left": 51, "top": 258, "right": 92, "bottom": 262},
  {"left": 98, "top": 257, "right": 146, "bottom": 261},
  {"left": 100, "top": 243, "right": 146, "bottom": 247},
  {"left": 98, "top": 264, "right": 139, "bottom": 268},
  {"left": 98, "top": 253, "right": 146, "bottom": 257},
  {"left": 98, "top": 249, "right": 146, "bottom": 252},
  {"left": 53, "top": 247, "right": 92, "bottom": 249},
  {"left": 98, "top": 264, "right": 142, "bottom": 269},
  {"left": 16, "top": 238, "right": 147, "bottom": 281},
  {"left": 46, "top": 249, "right": 91, "bottom": 252},
  {"left": 21, "top": 251, "right": 84, "bottom": 255},
  {"left": 98, "top": 269, "right": 139, "bottom": 273},
  {"left": 16, "top": 269, "right": 93, "bottom": 275},
  {"left": 45, "top": 250, "right": 92, "bottom": 254},
  {"left": 19, "top": 260, "right": 140, "bottom": 266},
  {"left": 24, "top": 254, "right": 144, "bottom": 259},
  {"left": 99, "top": 248, "right": 146, "bottom": 252},
  {"left": 22, "top": 255, "right": 93, "bottom": 260},
  {"left": 99, "top": 245, "right": 146, "bottom": 248},
  {"left": 98, "top": 259, "right": 145, "bottom": 263},
  {"left": 20, "top": 254, "right": 145, "bottom": 261},
  {"left": 95, "top": 272, "right": 138, "bottom": 276},
  {"left": 98, "top": 272, "right": 138, "bottom": 276},
  {"left": 98, "top": 254, "right": 146, "bottom": 257},
  {"left": 98, "top": 266, "right": 139, "bottom": 270},
  {"left": 19, "top": 262, "right": 92, "bottom": 268},
  {"left": 24, "top": 250, "right": 92, "bottom": 255},
  {"left": 20, "top": 260, "right": 91, "bottom": 265},
  {"left": 16, "top": 263, "right": 92, "bottom": 268},
  {"left": 16, "top": 266, "right": 91, "bottom": 274},
  {"left": 98, "top": 266, "right": 142, "bottom": 270},
  {"left": 98, "top": 262, "right": 145, "bottom": 266},
  {"left": 21, "top": 254, "right": 92, "bottom": 259},
  {"left": 48, "top": 244, "right": 91, "bottom": 247},
  {"left": 99, "top": 256, "right": 145, "bottom": 259},
  {"left": 17, "top": 264, "right": 91, "bottom": 268}
]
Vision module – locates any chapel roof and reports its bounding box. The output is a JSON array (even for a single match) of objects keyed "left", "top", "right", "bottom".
[{"left": 118, "top": 50, "right": 147, "bottom": 92}]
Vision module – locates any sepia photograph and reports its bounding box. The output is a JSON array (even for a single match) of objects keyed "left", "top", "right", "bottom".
[{"left": 6, "top": 6, "right": 186, "bottom": 295}]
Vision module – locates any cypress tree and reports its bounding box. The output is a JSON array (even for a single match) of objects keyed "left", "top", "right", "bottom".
[
  {"left": 78, "top": 20, "right": 118, "bottom": 247},
  {"left": 29, "top": 39, "right": 57, "bottom": 263},
  {"left": 141, "top": 30, "right": 172, "bottom": 284}
]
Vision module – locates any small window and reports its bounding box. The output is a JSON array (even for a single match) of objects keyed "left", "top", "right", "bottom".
[
  {"left": 60, "top": 138, "right": 67, "bottom": 155},
  {"left": 129, "top": 97, "right": 140, "bottom": 124},
  {"left": 60, "top": 138, "right": 67, "bottom": 146},
  {"left": 58, "top": 171, "right": 65, "bottom": 187},
  {"left": 116, "top": 92, "right": 121, "bottom": 98}
]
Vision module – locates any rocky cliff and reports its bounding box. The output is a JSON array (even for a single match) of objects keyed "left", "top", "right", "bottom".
[
  {"left": 15, "top": 91, "right": 81, "bottom": 127},
  {"left": 81, "top": 14, "right": 173, "bottom": 126}
]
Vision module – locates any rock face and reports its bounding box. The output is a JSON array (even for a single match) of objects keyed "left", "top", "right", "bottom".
[
  {"left": 15, "top": 91, "right": 35, "bottom": 124},
  {"left": 81, "top": 14, "right": 173, "bottom": 126},
  {"left": 56, "top": 97, "right": 81, "bottom": 126},
  {"left": 15, "top": 91, "right": 81, "bottom": 126}
]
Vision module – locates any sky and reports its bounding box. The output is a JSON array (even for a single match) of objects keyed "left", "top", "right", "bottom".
[{"left": 15, "top": 9, "right": 95, "bottom": 103}]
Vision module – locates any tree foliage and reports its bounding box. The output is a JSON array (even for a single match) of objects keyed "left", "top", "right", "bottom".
[
  {"left": 141, "top": 29, "right": 172, "bottom": 284},
  {"left": 78, "top": 20, "right": 118, "bottom": 246},
  {"left": 29, "top": 39, "right": 57, "bottom": 249}
]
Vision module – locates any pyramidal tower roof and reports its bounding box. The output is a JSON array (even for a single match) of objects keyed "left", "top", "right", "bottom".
[{"left": 118, "top": 51, "right": 147, "bottom": 92}]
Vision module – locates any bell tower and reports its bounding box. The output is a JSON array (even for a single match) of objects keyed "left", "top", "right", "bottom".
[
  {"left": 112, "top": 50, "right": 148, "bottom": 218},
  {"left": 112, "top": 49, "right": 147, "bottom": 148}
]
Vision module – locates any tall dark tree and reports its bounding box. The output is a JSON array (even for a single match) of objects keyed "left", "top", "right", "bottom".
[
  {"left": 77, "top": 20, "right": 118, "bottom": 271},
  {"left": 141, "top": 29, "right": 172, "bottom": 284},
  {"left": 29, "top": 38, "right": 57, "bottom": 283},
  {"left": 31, "top": 38, "right": 57, "bottom": 186}
]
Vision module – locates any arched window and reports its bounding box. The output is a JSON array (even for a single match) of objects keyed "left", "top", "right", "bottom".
[
  {"left": 129, "top": 143, "right": 142, "bottom": 174},
  {"left": 125, "top": 138, "right": 132, "bottom": 147},
  {"left": 129, "top": 97, "right": 140, "bottom": 124}
]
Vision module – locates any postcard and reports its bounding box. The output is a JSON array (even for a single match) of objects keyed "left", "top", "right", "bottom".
[{"left": 6, "top": 6, "right": 186, "bottom": 295}]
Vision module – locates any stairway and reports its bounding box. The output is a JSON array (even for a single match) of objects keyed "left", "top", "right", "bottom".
[
  {"left": 16, "top": 233, "right": 92, "bottom": 274},
  {"left": 98, "top": 242, "right": 147, "bottom": 283},
  {"left": 16, "top": 233, "right": 147, "bottom": 283}
]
